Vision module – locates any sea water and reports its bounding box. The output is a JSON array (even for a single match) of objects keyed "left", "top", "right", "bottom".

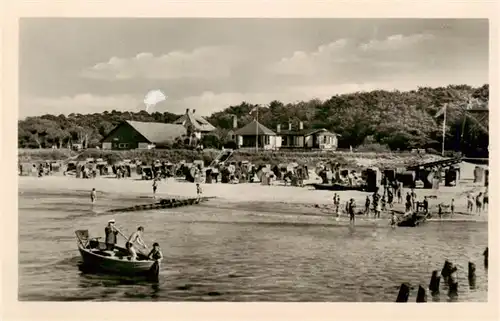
[{"left": 18, "top": 189, "right": 488, "bottom": 302}]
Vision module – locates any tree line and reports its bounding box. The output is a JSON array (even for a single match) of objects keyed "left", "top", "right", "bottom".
[{"left": 18, "top": 84, "right": 489, "bottom": 157}]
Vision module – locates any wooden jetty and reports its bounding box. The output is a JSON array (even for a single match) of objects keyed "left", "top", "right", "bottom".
[{"left": 105, "top": 196, "right": 215, "bottom": 213}]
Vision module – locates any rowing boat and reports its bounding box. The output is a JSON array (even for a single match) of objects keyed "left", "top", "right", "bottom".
[{"left": 75, "top": 230, "right": 160, "bottom": 281}]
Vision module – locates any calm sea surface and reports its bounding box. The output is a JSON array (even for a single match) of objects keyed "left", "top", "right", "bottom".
[{"left": 18, "top": 189, "right": 488, "bottom": 302}]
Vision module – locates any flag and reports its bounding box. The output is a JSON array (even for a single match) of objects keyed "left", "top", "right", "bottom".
[
  {"left": 144, "top": 90, "right": 167, "bottom": 111},
  {"left": 434, "top": 105, "right": 446, "bottom": 118}
]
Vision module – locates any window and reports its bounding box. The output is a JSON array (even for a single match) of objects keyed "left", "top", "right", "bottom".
[
  {"left": 118, "top": 143, "right": 129, "bottom": 149},
  {"left": 265, "top": 136, "right": 270, "bottom": 145}
]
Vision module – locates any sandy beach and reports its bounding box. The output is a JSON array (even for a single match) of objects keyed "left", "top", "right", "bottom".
[{"left": 18, "top": 161, "right": 488, "bottom": 222}]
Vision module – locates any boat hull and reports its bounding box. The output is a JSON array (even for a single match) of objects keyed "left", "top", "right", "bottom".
[{"left": 78, "top": 243, "right": 159, "bottom": 281}]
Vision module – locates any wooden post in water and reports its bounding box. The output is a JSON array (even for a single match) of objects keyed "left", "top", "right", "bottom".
[
  {"left": 429, "top": 270, "right": 441, "bottom": 295},
  {"left": 441, "top": 260, "right": 452, "bottom": 283},
  {"left": 468, "top": 262, "right": 476, "bottom": 289},
  {"left": 448, "top": 265, "right": 458, "bottom": 298},
  {"left": 416, "top": 285, "right": 427, "bottom": 302},
  {"left": 396, "top": 283, "right": 410, "bottom": 302}
]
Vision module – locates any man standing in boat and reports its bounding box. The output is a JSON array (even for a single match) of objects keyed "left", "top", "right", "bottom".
[
  {"left": 104, "top": 219, "right": 118, "bottom": 251},
  {"left": 127, "top": 226, "right": 147, "bottom": 261}
]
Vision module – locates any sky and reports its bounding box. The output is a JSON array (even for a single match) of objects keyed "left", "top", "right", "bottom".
[{"left": 19, "top": 18, "right": 489, "bottom": 119}]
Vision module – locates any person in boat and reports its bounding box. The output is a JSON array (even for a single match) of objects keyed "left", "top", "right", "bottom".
[
  {"left": 90, "top": 188, "right": 97, "bottom": 204},
  {"left": 127, "top": 226, "right": 147, "bottom": 261},
  {"left": 104, "top": 219, "right": 118, "bottom": 251},
  {"left": 148, "top": 242, "right": 163, "bottom": 262}
]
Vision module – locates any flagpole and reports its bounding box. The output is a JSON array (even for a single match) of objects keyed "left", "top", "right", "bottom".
[
  {"left": 441, "top": 103, "right": 447, "bottom": 156},
  {"left": 255, "top": 107, "right": 259, "bottom": 152}
]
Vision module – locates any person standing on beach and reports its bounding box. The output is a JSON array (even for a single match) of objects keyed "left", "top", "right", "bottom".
[
  {"left": 387, "top": 190, "right": 394, "bottom": 208},
  {"left": 438, "top": 204, "right": 443, "bottom": 219},
  {"left": 483, "top": 188, "right": 488, "bottom": 211},
  {"left": 397, "top": 181, "right": 403, "bottom": 204},
  {"left": 390, "top": 212, "right": 397, "bottom": 228},
  {"left": 476, "top": 192, "right": 483, "bottom": 215},
  {"left": 152, "top": 179, "right": 158, "bottom": 199},
  {"left": 196, "top": 183, "right": 203, "bottom": 200},
  {"left": 423, "top": 196, "right": 429, "bottom": 215},
  {"left": 90, "top": 188, "right": 97, "bottom": 204},
  {"left": 467, "top": 194, "right": 474, "bottom": 214},
  {"left": 450, "top": 199, "right": 455, "bottom": 217},
  {"left": 365, "top": 195, "right": 371, "bottom": 215},
  {"left": 410, "top": 189, "right": 417, "bottom": 210}
]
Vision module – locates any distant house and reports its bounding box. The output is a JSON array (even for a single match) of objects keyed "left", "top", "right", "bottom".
[
  {"left": 101, "top": 120, "right": 186, "bottom": 150},
  {"left": 173, "top": 108, "right": 216, "bottom": 139},
  {"left": 234, "top": 120, "right": 281, "bottom": 150},
  {"left": 277, "top": 121, "right": 339, "bottom": 150}
]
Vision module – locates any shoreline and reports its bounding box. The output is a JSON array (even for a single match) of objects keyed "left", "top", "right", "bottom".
[{"left": 18, "top": 176, "right": 488, "bottom": 223}]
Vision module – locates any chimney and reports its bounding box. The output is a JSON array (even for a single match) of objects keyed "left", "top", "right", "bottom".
[
  {"left": 192, "top": 109, "right": 196, "bottom": 114},
  {"left": 185, "top": 108, "right": 190, "bottom": 114},
  {"left": 299, "top": 121, "right": 303, "bottom": 130},
  {"left": 276, "top": 124, "right": 281, "bottom": 133},
  {"left": 288, "top": 122, "right": 292, "bottom": 131},
  {"left": 233, "top": 115, "right": 238, "bottom": 129}
]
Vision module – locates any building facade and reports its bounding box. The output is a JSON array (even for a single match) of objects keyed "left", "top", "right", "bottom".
[{"left": 100, "top": 120, "right": 186, "bottom": 150}]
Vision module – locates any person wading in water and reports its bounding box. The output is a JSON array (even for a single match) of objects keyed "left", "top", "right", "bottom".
[
  {"left": 90, "top": 188, "right": 97, "bottom": 204},
  {"left": 148, "top": 242, "right": 163, "bottom": 262},
  {"left": 348, "top": 198, "right": 356, "bottom": 224}
]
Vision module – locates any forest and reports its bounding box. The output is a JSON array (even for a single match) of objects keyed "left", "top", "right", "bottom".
[{"left": 18, "top": 84, "right": 489, "bottom": 157}]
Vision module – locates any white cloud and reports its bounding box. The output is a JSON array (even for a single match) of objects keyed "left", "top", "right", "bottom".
[
  {"left": 20, "top": 94, "right": 142, "bottom": 117},
  {"left": 81, "top": 46, "right": 242, "bottom": 80},
  {"left": 359, "top": 33, "right": 434, "bottom": 51},
  {"left": 270, "top": 34, "right": 436, "bottom": 76}
]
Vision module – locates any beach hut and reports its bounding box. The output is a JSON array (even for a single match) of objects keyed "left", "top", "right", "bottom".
[{"left": 474, "top": 166, "right": 485, "bottom": 183}]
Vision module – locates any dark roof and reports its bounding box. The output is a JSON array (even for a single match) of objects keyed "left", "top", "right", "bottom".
[
  {"left": 101, "top": 120, "right": 187, "bottom": 144},
  {"left": 126, "top": 121, "right": 187, "bottom": 144},
  {"left": 278, "top": 128, "right": 338, "bottom": 136},
  {"left": 234, "top": 120, "right": 276, "bottom": 136},
  {"left": 173, "top": 111, "right": 216, "bottom": 132}
]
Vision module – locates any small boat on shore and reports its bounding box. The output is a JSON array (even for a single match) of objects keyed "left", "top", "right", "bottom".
[
  {"left": 310, "top": 183, "right": 366, "bottom": 191},
  {"left": 397, "top": 213, "right": 428, "bottom": 227},
  {"left": 75, "top": 230, "right": 160, "bottom": 282}
]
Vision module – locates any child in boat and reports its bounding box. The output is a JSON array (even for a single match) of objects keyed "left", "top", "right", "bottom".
[{"left": 148, "top": 242, "right": 163, "bottom": 262}]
